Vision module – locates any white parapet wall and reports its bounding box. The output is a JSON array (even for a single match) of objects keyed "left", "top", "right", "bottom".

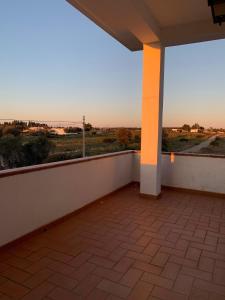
[
  {"left": 133, "top": 151, "right": 225, "bottom": 195},
  {"left": 162, "top": 153, "right": 225, "bottom": 194},
  {"left": 1, "top": 150, "right": 225, "bottom": 247},
  {"left": 0, "top": 151, "right": 134, "bottom": 247}
]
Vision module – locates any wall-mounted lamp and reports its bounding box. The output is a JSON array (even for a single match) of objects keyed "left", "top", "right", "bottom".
[{"left": 208, "top": 0, "right": 225, "bottom": 25}]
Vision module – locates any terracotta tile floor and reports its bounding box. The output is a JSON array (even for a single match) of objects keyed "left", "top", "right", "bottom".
[{"left": 0, "top": 183, "right": 225, "bottom": 299}]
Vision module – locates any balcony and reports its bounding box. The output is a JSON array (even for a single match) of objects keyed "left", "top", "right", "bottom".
[
  {"left": 1, "top": 0, "right": 225, "bottom": 298},
  {"left": 0, "top": 151, "right": 225, "bottom": 299}
]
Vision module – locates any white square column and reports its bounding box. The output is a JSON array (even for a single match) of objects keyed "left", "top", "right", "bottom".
[{"left": 140, "top": 43, "right": 165, "bottom": 198}]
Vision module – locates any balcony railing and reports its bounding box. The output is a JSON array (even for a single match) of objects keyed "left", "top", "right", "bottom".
[{"left": 0, "top": 150, "right": 225, "bottom": 247}]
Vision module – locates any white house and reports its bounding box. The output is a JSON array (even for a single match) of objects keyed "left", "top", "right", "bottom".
[{"left": 190, "top": 128, "right": 200, "bottom": 133}]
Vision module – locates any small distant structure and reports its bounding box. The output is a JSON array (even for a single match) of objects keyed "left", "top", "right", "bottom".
[
  {"left": 171, "top": 128, "right": 182, "bottom": 133},
  {"left": 49, "top": 128, "right": 79, "bottom": 136},
  {"left": 50, "top": 128, "right": 65, "bottom": 135},
  {"left": 190, "top": 128, "right": 200, "bottom": 133},
  {"left": 23, "top": 126, "right": 46, "bottom": 133},
  {"left": 29, "top": 126, "right": 45, "bottom": 132}
]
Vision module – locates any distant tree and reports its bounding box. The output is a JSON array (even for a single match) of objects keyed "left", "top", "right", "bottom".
[
  {"left": 2, "top": 126, "right": 21, "bottom": 137},
  {"left": 28, "top": 121, "right": 48, "bottom": 128},
  {"left": 22, "top": 136, "right": 54, "bottom": 166},
  {"left": 134, "top": 134, "right": 141, "bottom": 143},
  {"left": 103, "top": 138, "right": 116, "bottom": 143},
  {"left": 0, "top": 135, "right": 54, "bottom": 169},
  {"left": 64, "top": 127, "right": 82, "bottom": 134},
  {"left": 192, "top": 123, "right": 200, "bottom": 129},
  {"left": 182, "top": 124, "right": 191, "bottom": 132},
  {"left": 0, "top": 135, "right": 23, "bottom": 169},
  {"left": 12, "top": 120, "right": 27, "bottom": 130},
  {"left": 30, "top": 129, "right": 48, "bottom": 137},
  {"left": 116, "top": 128, "right": 132, "bottom": 149},
  {"left": 28, "top": 121, "right": 37, "bottom": 127},
  {"left": 84, "top": 123, "right": 93, "bottom": 132}
]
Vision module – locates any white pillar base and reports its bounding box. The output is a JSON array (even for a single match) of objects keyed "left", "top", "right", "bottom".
[{"left": 140, "top": 163, "right": 161, "bottom": 197}]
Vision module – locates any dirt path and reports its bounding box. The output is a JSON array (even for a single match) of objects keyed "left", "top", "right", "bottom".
[{"left": 182, "top": 135, "right": 217, "bottom": 153}]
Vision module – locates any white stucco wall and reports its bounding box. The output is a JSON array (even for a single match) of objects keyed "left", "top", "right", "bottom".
[
  {"left": 133, "top": 152, "right": 225, "bottom": 195},
  {"left": 162, "top": 153, "right": 225, "bottom": 194},
  {"left": 0, "top": 151, "right": 133, "bottom": 247},
  {"left": 1, "top": 150, "right": 225, "bottom": 247}
]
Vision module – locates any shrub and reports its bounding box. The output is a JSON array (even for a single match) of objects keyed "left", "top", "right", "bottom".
[
  {"left": 211, "top": 138, "right": 220, "bottom": 147},
  {"left": 84, "top": 123, "right": 93, "bottom": 132},
  {"left": 0, "top": 135, "right": 23, "bottom": 169},
  {"left": 22, "top": 136, "right": 54, "bottom": 166},
  {"left": 134, "top": 135, "right": 141, "bottom": 143},
  {"left": 30, "top": 130, "right": 48, "bottom": 137},
  {"left": 103, "top": 138, "right": 116, "bottom": 143},
  {"left": 179, "top": 137, "right": 188, "bottom": 142},
  {"left": 0, "top": 135, "right": 55, "bottom": 169},
  {"left": 182, "top": 124, "right": 190, "bottom": 132},
  {"left": 2, "top": 126, "right": 21, "bottom": 137},
  {"left": 64, "top": 127, "right": 82, "bottom": 134},
  {"left": 46, "top": 152, "right": 82, "bottom": 163},
  {"left": 116, "top": 128, "right": 132, "bottom": 149}
]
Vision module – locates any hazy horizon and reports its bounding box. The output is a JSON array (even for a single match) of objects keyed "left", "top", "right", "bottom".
[
  {"left": 0, "top": 119, "right": 224, "bottom": 130},
  {"left": 1, "top": 1, "right": 225, "bottom": 128}
]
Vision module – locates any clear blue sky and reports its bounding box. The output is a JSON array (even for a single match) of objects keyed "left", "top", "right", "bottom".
[{"left": 1, "top": 0, "right": 225, "bottom": 128}]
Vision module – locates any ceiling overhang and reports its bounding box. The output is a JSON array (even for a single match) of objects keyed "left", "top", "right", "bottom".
[{"left": 67, "top": 0, "right": 225, "bottom": 51}]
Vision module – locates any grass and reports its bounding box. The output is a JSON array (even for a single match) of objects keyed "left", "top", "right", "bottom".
[
  {"left": 49, "top": 131, "right": 212, "bottom": 161},
  {"left": 199, "top": 136, "right": 225, "bottom": 155},
  {"left": 19, "top": 130, "right": 215, "bottom": 164},
  {"left": 46, "top": 131, "right": 140, "bottom": 162},
  {"left": 164, "top": 133, "right": 210, "bottom": 152}
]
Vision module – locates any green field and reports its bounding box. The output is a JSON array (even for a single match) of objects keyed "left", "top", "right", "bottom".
[
  {"left": 0, "top": 127, "right": 220, "bottom": 170},
  {"left": 46, "top": 130, "right": 141, "bottom": 162},
  {"left": 163, "top": 132, "right": 211, "bottom": 152},
  {"left": 44, "top": 131, "right": 212, "bottom": 162}
]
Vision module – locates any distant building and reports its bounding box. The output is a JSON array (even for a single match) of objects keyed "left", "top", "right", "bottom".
[
  {"left": 190, "top": 128, "right": 200, "bottom": 133},
  {"left": 50, "top": 128, "right": 79, "bottom": 136},
  {"left": 171, "top": 128, "right": 182, "bottom": 133},
  {"left": 28, "top": 126, "right": 45, "bottom": 132},
  {"left": 50, "top": 128, "right": 65, "bottom": 135}
]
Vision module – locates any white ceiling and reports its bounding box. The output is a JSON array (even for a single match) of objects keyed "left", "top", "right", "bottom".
[
  {"left": 67, "top": 0, "right": 225, "bottom": 51},
  {"left": 145, "top": 0, "right": 211, "bottom": 27}
]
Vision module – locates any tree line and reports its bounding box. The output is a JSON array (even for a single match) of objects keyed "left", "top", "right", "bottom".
[
  {"left": 181, "top": 123, "right": 204, "bottom": 132},
  {"left": 0, "top": 121, "right": 94, "bottom": 170},
  {"left": 0, "top": 121, "right": 52, "bottom": 170}
]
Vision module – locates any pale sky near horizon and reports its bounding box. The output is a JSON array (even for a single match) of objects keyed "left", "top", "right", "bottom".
[{"left": 1, "top": 0, "right": 225, "bottom": 128}]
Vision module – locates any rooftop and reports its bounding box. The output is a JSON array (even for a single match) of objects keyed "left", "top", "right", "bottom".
[{"left": 0, "top": 184, "right": 225, "bottom": 299}]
